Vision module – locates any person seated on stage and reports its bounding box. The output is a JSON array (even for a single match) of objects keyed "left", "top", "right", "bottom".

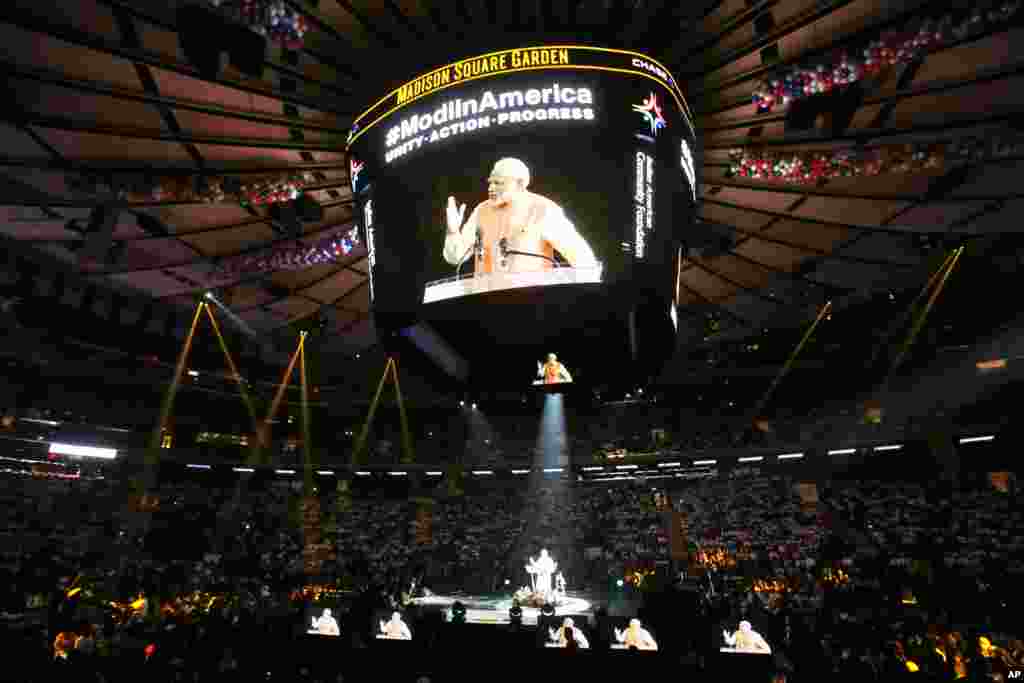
[
  {"left": 311, "top": 608, "right": 340, "bottom": 636},
  {"left": 380, "top": 611, "right": 413, "bottom": 640},
  {"left": 615, "top": 619, "right": 659, "bottom": 651},
  {"left": 723, "top": 620, "right": 771, "bottom": 654},
  {"left": 549, "top": 617, "right": 590, "bottom": 649}
]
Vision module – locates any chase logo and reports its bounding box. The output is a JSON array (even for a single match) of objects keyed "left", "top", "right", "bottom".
[{"left": 632, "top": 58, "right": 670, "bottom": 83}]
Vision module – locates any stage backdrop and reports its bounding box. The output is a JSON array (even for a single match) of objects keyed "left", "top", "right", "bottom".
[{"left": 347, "top": 46, "right": 696, "bottom": 312}]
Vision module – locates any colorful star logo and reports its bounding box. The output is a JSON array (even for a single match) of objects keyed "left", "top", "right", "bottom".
[
  {"left": 632, "top": 93, "right": 667, "bottom": 136},
  {"left": 349, "top": 158, "right": 364, "bottom": 192}
]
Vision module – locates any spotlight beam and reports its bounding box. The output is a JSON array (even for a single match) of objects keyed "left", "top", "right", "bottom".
[
  {"left": 204, "top": 303, "right": 260, "bottom": 438},
  {"left": 353, "top": 357, "right": 394, "bottom": 466},
  {"left": 749, "top": 300, "right": 832, "bottom": 423},
  {"left": 299, "top": 334, "right": 316, "bottom": 493},
  {"left": 866, "top": 249, "right": 957, "bottom": 371},
  {"left": 261, "top": 338, "right": 304, "bottom": 461},
  {"left": 150, "top": 301, "right": 205, "bottom": 455},
  {"left": 390, "top": 357, "right": 415, "bottom": 465},
  {"left": 889, "top": 246, "right": 963, "bottom": 377}
]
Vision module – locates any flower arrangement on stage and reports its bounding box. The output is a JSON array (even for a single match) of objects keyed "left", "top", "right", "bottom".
[
  {"left": 65, "top": 171, "right": 318, "bottom": 207},
  {"left": 208, "top": 0, "right": 309, "bottom": 49},
  {"left": 726, "top": 135, "right": 1024, "bottom": 184},
  {"left": 752, "top": 2, "right": 1022, "bottom": 113},
  {"left": 218, "top": 225, "right": 360, "bottom": 275},
  {"left": 512, "top": 586, "right": 566, "bottom": 609}
]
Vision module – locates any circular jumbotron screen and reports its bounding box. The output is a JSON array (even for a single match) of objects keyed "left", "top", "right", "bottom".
[{"left": 346, "top": 46, "right": 697, "bottom": 310}]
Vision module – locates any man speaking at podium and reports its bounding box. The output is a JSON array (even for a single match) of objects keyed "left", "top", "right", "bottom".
[{"left": 443, "top": 158, "right": 598, "bottom": 274}]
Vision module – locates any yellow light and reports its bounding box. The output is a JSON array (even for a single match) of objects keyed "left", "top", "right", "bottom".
[
  {"left": 131, "top": 597, "right": 146, "bottom": 610},
  {"left": 347, "top": 45, "right": 692, "bottom": 147},
  {"left": 905, "top": 660, "right": 919, "bottom": 672},
  {"left": 66, "top": 587, "right": 81, "bottom": 598}
]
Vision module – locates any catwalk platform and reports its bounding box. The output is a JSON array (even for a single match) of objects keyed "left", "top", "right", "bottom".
[{"left": 410, "top": 592, "right": 595, "bottom": 625}]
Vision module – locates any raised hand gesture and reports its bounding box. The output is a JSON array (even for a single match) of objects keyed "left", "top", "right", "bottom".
[{"left": 446, "top": 196, "right": 466, "bottom": 234}]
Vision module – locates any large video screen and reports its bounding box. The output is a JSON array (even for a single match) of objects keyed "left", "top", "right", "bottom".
[{"left": 347, "top": 46, "right": 696, "bottom": 307}]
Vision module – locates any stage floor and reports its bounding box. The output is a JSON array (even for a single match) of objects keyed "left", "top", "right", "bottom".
[{"left": 410, "top": 592, "right": 595, "bottom": 626}]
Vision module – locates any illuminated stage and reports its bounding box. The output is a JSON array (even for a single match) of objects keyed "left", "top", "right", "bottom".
[{"left": 410, "top": 592, "right": 593, "bottom": 626}]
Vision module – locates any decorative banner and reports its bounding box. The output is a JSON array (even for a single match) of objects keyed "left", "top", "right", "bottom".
[
  {"left": 726, "top": 135, "right": 1024, "bottom": 185},
  {"left": 752, "top": 3, "right": 1023, "bottom": 113},
  {"left": 207, "top": 0, "right": 308, "bottom": 49},
  {"left": 217, "top": 226, "right": 360, "bottom": 276}
]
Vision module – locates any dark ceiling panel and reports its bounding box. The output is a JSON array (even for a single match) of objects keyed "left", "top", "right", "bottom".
[
  {"left": 893, "top": 202, "right": 991, "bottom": 229},
  {"left": 0, "top": 24, "right": 141, "bottom": 90},
  {"left": 791, "top": 196, "right": 908, "bottom": 226},
  {"left": 0, "top": 123, "right": 52, "bottom": 159},
  {"left": 959, "top": 199, "right": 1024, "bottom": 234},
  {"left": 761, "top": 219, "right": 851, "bottom": 252},
  {"left": 9, "top": 78, "right": 167, "bottom": 132},
  {"left": 148, "top": 205, "right": 256, "bottom": 234},
  {"left": 712, "top": 187, "right": 802, "bottom": 212},
  {"left": 950, "top": 161, "right": 1024, "bottom": 199},
  {"left": 887, "top": 75, "right": 1024, "bottom": 129},
  {"left": 699, "top": 202, "right": 777, "bottom": 232},
  {"left": 179, "top": 223, "right": 277, "bottom": 257},
  {"left": 912, "top": 29, "right": 1023, "bottom": 87},
  {"left": 302, "top": 268, "right": 365, "bottom": 302},
  {"left": 30, "top": 127, "right": 195, "bottom": 163}
]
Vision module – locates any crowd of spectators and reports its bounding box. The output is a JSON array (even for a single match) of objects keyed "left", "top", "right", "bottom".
[{"left": 0, "top": 461, "right": 1021, "bottom": 681}]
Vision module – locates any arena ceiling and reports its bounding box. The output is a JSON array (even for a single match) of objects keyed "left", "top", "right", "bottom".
[{"left": 0, "top": 0, "right": 1022, "bottom": 366}]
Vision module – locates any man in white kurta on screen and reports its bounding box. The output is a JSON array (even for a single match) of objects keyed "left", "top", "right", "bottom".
[
  {"left": 443, "top": 158, "right": 599, "bottom": 274},
  {"left": 311, "top": 608, "right": 340, "bottom": 636},
  {"left": 380, "top": 612, "right": 412, "bottom": 640}
]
